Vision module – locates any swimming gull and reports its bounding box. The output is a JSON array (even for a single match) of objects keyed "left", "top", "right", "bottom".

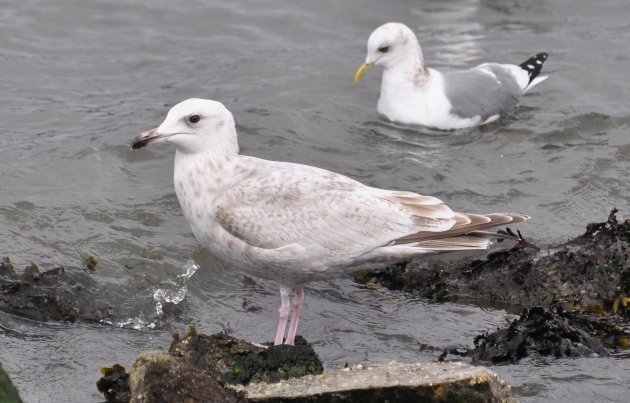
[
  {"left": 131, "top": 98, "right": 530, "bottom": 345},
  {"left": 355, "top": 22, "right": 549, "bottom": 130}
]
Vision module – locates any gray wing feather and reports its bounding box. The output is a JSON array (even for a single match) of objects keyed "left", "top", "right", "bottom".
[{"left": 443, "top": 65, "right": 523, "bottom": 121}]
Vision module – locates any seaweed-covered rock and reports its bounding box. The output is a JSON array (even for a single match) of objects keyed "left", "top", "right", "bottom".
[
  {"left": 356, "top": 210, "right": 630, "bottom": 313},
  {"left": 129, "top": 352, "right": 245, "bottom": 403},
  {"left": 0, "top": 361, "right": 23, "bottom": 403},
  {"left": 96, "top": 364, "right": 130, "bottom": 403},
  {"left": 356, "top": 210, "right": 630, "bottom": 360},
  {"left": 470, "top": 307, "right": 611, "bottom": 363},
  {"left": 0, "top": 257, "right": 14, "bottom": 272},
  {"left": 169, "top": 329, "right": 323, "bottom": 385},
  {"left": 0, "top": 259, "right": 79, "bottom": 321},
  {"left": 0, "top": 257, "right": 114, "bottom": 322}
]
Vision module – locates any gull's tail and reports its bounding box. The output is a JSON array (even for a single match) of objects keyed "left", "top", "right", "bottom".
[
  {"left": 519, "top": 52, "right": 549, "bottom": 91},
  {"left": 393, "top": 213, "right": 530, "bottom": 252}
]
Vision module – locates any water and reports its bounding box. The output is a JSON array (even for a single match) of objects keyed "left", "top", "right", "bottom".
[{"left": 1, "top": 0, "right": 629, "bottom": 401}]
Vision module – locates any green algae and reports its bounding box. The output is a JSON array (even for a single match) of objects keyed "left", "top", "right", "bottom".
[{"left": 0, "top": 362, "right": 23, "bottom": 403}]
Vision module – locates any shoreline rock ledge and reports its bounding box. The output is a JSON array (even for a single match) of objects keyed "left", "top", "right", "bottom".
[
  {"left": 239, "top": 361, "right": 515, "bottom": 403},
  {"left": 100, "top": 331, "right": 515, "bottom": 403}
]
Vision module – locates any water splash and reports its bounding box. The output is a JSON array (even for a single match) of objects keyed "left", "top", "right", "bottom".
[
  {"left": 153, "top": 259, "right": 199, "bottom": 316},
  {"left": 104, "top": 312, "right": 157, "bottom": 330}
]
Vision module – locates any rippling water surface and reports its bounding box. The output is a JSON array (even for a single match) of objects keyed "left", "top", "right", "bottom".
[{"left": 1, "top": 0, "right": 629, "bottom": 401}]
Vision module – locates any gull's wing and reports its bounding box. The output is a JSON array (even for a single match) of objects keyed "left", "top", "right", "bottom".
[
  {"left": 214, "top": 158, "right": 456, "bottom": 258},
  {"left": 442, "top": 64, "right": 527, "bottom": 121}
]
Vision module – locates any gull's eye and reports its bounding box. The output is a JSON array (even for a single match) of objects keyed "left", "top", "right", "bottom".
[
  {"left": 188, "top": 114, "right": 201, "bottom": 124},
  {"left": 378, "top": 45, "right": 389, "bottom": 53}
]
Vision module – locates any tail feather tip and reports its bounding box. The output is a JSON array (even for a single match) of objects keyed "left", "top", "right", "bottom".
[{"left": 519, "top": 53, "right": 549, "bottom": 84}]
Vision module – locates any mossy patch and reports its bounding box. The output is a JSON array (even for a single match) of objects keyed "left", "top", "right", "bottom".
[
  {"left": 0, "top": 362, "right": 23, "bottom": 403},
  {"left": 169, "top": 332, "right": 323, "bottom": 385}
]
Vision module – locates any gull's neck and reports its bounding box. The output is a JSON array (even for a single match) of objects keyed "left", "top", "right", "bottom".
[
  {"left": 174, "top": 147, "right": 237, "bottom": 172},
  {"left": 172, "top": 146, "right": 238, "bottom": 242},
  {"left": 173, "top": 135, "right": 240, "bottom": 201},
  {"left": 381, "top": 47, "right": 429, "bottom": 95}
]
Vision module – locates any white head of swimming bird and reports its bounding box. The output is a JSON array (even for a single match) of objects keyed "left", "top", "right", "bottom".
[
  {"left": 355, "top": 22, "right": 549, "bottom": 130},
  {"left": 132, "top": 98, "right": 530, "bottom": 346}
]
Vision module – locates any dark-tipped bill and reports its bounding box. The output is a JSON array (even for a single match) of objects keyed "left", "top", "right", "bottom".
[
  {"left": 354, "top": 62, "right": 374, "bottom": 84},
  {"left": 131, "top": 129, "right": 168, "bottom": 149}
]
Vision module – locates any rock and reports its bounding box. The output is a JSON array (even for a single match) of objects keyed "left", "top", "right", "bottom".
[
  {"left": 0, "top": 257, "right": 80, "bottom": 321},
  {"left": 124, "top": 356, "right": 518, "bottom": 403},
  {"left": 169, "top": 330, "right": 324, "bottom": 385},
  {"left": 99, "top": 331, "right": 323, "bottom": 402},
  {"left": 0, "top": 361, "right": 24, "bottom": 403},
  {"left": 0, "top": 257, "right": 114, "bottom": 323},
  {"left": 356, "top": 210, "right": 630, "bottom": 358},
  {"left": 356, "top": 210, "right": 630, "bottom": 313},
  {"left": 0, "top": 257, "right": 15, "bottom": 272},
  {"left": 471, "top": 306, "right": 612, "bottom": 363},
  {"left": 128, "top": 352, "right": 246, "bottom": 403},
  {"left": 240, "top": 361, "right": 515, "bottom": 403},
  {"left": 96, "top": 364, "right": 131, "bottom": 403}
]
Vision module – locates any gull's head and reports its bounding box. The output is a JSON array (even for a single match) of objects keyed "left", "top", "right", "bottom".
[
  {"left": 131, "top": 98, "right": 238, "bottom": 155},
  {"left": 354, "top": 22, "right": 423, "bottom": 84}
]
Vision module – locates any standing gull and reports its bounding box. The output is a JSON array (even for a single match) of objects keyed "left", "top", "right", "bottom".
[
  {"left": 131, "top": 98, "right": 530, "bottom": 345},
  {"left": 355, "top": 22, "right": 549, "bottom": 130}
]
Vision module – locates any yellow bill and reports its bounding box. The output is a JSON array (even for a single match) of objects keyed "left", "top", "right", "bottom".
[{"left": 354, "top": 62, "right": 374, "bottom": 84}]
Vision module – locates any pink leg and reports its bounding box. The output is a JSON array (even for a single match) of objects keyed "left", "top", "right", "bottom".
[
  {"left": 285, "top": 287, "right": 304, "bottom": 346},
  {"left": 274, "top": 287, "right": 291, "bottom": 345}
]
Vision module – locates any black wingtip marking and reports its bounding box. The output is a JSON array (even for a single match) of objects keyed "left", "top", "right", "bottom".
[{"left": 519, "top": 52, "right": 549, "bottom": 84}]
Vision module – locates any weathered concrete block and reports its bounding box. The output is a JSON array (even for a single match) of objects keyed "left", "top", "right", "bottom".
[{"left": 240, "top": 361, "right": 515, "bottom": 403}]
